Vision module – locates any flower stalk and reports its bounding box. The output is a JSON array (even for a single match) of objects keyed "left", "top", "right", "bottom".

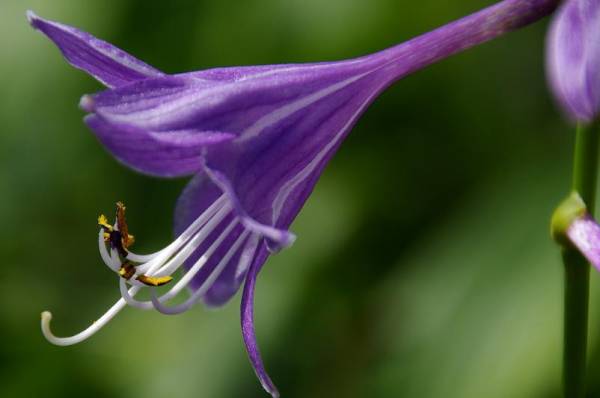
[{"left": 562, "top": 122, "right": 600, "bottom": 398}]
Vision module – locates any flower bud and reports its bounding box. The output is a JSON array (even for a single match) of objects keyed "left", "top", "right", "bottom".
[{"left": 547, "top": 0, "right": 600, "bottom": 123}]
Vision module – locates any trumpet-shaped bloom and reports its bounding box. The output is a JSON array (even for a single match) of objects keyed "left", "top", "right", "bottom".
[
  {"left": 547, "top": 0, "right": 600, "bottom": 123},
  {"left": 29, "top": 1, "right": 559, "bottom": 396}
]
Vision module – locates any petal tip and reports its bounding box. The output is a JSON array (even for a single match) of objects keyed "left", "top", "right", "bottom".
[
  {"left": 267, "top": 231, "right": 296, "bottom": 253},
  {"left": 266, "top": 387, "right": 280, "bottom": 398},
  {"left": 285, "top": 232, "right": 297, "bottom": 247},
  {"left": 79, "top": 95, "right": 95, "bottom": 112},
  {"left": 26, "top": 10, "right": 39, "bottom": 27}
]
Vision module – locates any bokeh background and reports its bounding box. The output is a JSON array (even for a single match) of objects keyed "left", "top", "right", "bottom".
[{"left": 2, "top": 0, "right": 600, "bottom": 397}]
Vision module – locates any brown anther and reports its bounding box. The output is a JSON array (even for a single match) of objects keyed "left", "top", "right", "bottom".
[
  {"left": 136, "top": 275, "right": 173, "bottom": 287},
  {"left": 116, "top": 202, "right": 133, "bottom": 249},
  {"left": 118, "top": 262, "right": 136, "bottom": 280}
]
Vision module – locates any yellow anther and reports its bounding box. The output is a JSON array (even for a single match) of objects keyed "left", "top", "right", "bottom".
[
  {"left": 98, "top": 214, "right": 112, "bottom": 231},
  {"left": 136, "top": 275, "right": 173, "bottom": 287},
  {"left": 118, "top": 263, "right": 136, "bottom": 280}
]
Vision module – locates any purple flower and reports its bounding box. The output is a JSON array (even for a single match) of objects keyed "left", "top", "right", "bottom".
[
  {"left": 547, "top": 0, "right": 600, "bottom": 123},
  {"left": 30, "top": 2, "right": 558, "bottom": 396}
]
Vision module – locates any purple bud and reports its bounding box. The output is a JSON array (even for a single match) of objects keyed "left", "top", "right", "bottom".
[{"left": 547, "top": 0, "right": 600, "bottom": 123}]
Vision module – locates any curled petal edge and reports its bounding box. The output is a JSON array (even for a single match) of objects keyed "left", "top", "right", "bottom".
[
  {"left": 85, "top": 114, "right": 236, "bottom": 177},
  {"left": 27, "top": 10, "right": 163, "bottom": 88},
  {"left": 201, "top": 159, "right": 296, "bottom": 253}
]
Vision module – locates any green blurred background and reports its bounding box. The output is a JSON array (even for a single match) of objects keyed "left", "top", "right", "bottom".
[{"left": 2, "top": 0, "right": 599, "bottom": 397}]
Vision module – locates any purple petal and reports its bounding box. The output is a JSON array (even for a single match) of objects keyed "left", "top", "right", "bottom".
[
  {"left": 162, "top": 66, "right": 386, "bottom": 307},
  {"left": 241, "top": 248, "right": 279, "bottom": 398},
  {"left": 27, "top": 11, "right": 163, "bottom": 88},
  {"left": 83, "top": 75, "right": 202, "bottom": 115},
  {"left": 546, "top": 0, "right": 600, "bottom": 122},
  {"left": 567, "top": 214, "right": 600, "bottom": 270},
  {"left": 202, "top": 160, "right": 296, "bottom": 252},
  {"left": 174, "top": 173, "right": 247, "bottom": 306},
  {"left": 173, "top": 164, "right": 294, "bottom": 306},
  {"left": 85, "top": 61, "right": 381, "bottom": 134},
  {"left": 85, "top": 114, "right": 234, "bottom": 177}
]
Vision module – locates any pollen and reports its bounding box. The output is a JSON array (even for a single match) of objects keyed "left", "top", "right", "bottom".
[
  {"left": 116, "top": 201, "right": 134, "bottom": 249},
  {"left": 136, "top": 275, "right": 173, "bottom": 287},
  {"left": 98, "top": 202, "right": 136, "bottom": 257},
  {"left": 118, "top": 262, "right": 136, "bottom": 280},
  {"left": 98, "top": 214, "right": 112, "bottom": 231}
]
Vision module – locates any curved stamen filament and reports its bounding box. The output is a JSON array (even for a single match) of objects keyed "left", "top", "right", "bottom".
[
  {"left": 152, "top": 229, "right": 250, "bottom": 315},
  {"left": 120, "top": 218, "right": 239, "bottom": 309},
  {"left": 150, "top": 209, "right": 233, "bottom": 278},
  {"left": 99, "top": 230, "right": 120, "bottom": 272},
  {"left": 126, "top": 194, "right": 227, "bottom": 264},
  {"left": 41, "top": 285, "right": 141, "bottom": 346},
  {"left": 41, "top": 194, "right": 238, "bottom": 346},
  {"left": 133, "top": 201, "right": 231, "bottom": 275}
]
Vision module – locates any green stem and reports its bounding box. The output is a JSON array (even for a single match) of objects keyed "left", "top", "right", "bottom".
[{"left": 563, "top": 122, "right": 600, "bottom": 398}]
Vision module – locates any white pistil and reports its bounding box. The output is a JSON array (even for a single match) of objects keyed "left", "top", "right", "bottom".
[{"left": 41, "top": 285, "right": 141, "bottom": 346}]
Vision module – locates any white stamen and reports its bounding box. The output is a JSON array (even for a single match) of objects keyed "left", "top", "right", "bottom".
[
  {"left": 149, "top": 209, "right": 233, "bottom": 278},
  {"left": 110, "top": 248, "right": 121, "bottom": 269},
  {"left": 132, "top": 200, "right": 231, "bottom": 275},
  {"left": 41, "top": 285, "right": 141, "bottom": 346},
  {"left": 40, "top": 195, "right": 246, "bottom": 346},
  {"left": 120, "top": 218, "right": 239, "bottom": 309},
  {"left": 152, "top": 229, "right": 250, "bottom": 315},
  {"left": 126, "top": 194, "right": 227, "bottom": 263},
  {"left": 98, "top": 229, "right": 119, "bottom": 272}
]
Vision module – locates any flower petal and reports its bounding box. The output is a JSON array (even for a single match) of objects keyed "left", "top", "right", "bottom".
[
  {"left": 173, "top": 172, "right": 248, "bottom": 306},
  {"left": 85, "top": 114, "right": 235, "bottom": 177},
  {"left": 27, "top": 11, "right": 163, "bottom": 88},
  {"left": 82, "top": 75, "right": 211, "bottom": 125},
  {"left": 173, "top": 160, "right": 295, "bottom": 307},
  {"left": 241, "top": 249, "right": 280, "bottom": 398},
  {"left": 202, "top": 160, "right": 296, "bottom": 252},
  {"left": 82, "top": 60, "right": 382, "bottom": 134},
  {"left": 567, "top": 214, "right": 600, "bottom": 270}
]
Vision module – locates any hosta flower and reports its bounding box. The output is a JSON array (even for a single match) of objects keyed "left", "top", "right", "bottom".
[
  {"left": 29, "top": 1, "right": 558, "bottom": 396},
  {"left": 547, "top": 0, "right": 600, "bottom": 123}
]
